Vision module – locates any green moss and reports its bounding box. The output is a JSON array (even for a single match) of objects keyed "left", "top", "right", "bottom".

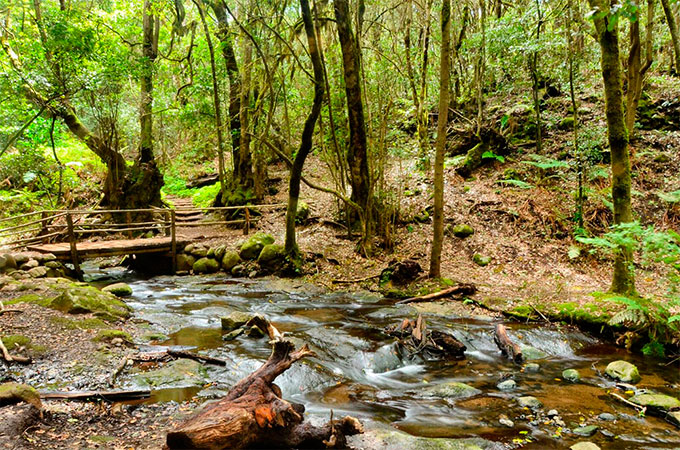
[
  {"left": 47, "top": 285, "right": 131, "bottom": 322},
  {"left": 50, "top": 316, "right": 108, "bottom": 330},
  {"left": 1, "top": 334, "right": 31, "bottom": 348},
  {"left": 89, "top": 435, "right": 116, "bottom": 444},
  {"left": 142, "top": 332, "right": 169, "bottom": 341},
  {"left": 555, "top": 301, "right": 611, "bottom": 326},
  {"left": 0, "top": 382, "right": 41, "bottom": 408},
  {"left": 6, "top": 293, "right": 49, "bottom": 307},
  {"left": 93, "top": 329, "right": 133, "bottom": 344}
]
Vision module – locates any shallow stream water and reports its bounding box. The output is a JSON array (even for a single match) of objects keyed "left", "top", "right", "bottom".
[{"left": 90, "top": 269, "right": 680, "bottom": 449}]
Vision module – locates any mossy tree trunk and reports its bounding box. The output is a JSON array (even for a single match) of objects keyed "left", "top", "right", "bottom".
[
  {"left": 284, "top": 0, "right": 325, "bottom": 259},
  {"left": 589, "top": 0, "right": 636, "bottom": 295},
  {"left": 625, "top": 0, "right": 654, "bottom": 140},
  {"left": 660, "top": 0, "right": 680, "bottom": 74},
  {"left": 334, "top": 0, "right": 373, "bottom": 255},
  {"left": 429, "top": 0, "right": 451, "bottom": 278}
]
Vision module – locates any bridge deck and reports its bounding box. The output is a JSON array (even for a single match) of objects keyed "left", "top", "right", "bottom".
[{"left": 27, "top": 237, "right": 191, "bottom": 261}]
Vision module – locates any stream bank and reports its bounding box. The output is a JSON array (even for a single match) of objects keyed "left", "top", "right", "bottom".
[{"left": 2, "top": 266, "right": 680, "bottom": 449}]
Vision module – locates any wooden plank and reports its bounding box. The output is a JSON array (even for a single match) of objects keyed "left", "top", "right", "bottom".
[{"left": 27, "top": 237, "right": 192, "bottom": 260}]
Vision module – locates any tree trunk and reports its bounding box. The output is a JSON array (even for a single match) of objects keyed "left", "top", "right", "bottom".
[
  {"left": 429, "top": 0, "right": 451, "bottom": 278},
  {"left": 195, "top": 0, "right": 226, "bottom": 192},
  {"left": 625, "top": 20, "right": 643, "bottom": 137},
  {"left": 284, "top": 0, "right": 325, "bottom": 259},
  {"left": 140, "top": 0, "right": 156, "bottom": 165},
  {"left": 660, "top": 0, "right": 680, "bottom": 74},
  {"left": 589, "top": 0, "right": 636, "bottom": 295},
  {"left": 333, "top": 0, "right": 373, "bottom": 255}
]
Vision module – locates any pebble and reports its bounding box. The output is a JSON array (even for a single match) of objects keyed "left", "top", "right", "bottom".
[
  {"left": 598, "top": 413, "right": 616, "bottom": 421},
  {"left": 547, "top": 409, "right": 559, "bottom": 417},
  {"left": 499, "top": 414, "right": 514, "bottom": 428}
]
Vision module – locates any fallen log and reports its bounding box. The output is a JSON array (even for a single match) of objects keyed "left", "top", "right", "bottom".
[
  {"left": 396, "top": 283, "right": 477, "bottom": 304},
  {"left": 39, "top": 389, "right": 151, "bottom": 402},
  {"left": 385, "top": 314, "right": 466, "bottom": 360},
  {"left": 166, "top": 339, "right": 363, "bottom": 449},
  {"left": 132, "top": 349, "right": 227, "bottom": 366},
  {"left": 493, "top": 324, "right": 523, "bottom": 364}
]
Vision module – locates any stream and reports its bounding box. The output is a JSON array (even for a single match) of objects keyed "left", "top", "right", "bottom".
[{"left": 89, "top": 269, "right": 680, "bottom": 449}]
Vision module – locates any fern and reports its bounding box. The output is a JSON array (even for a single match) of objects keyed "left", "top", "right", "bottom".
[
  {"left": 657, "top": 190, "right": 680, "bottom": 203},
  {"left": 497, "top": 179, "right": 534, "bottom": 189},
  {"left": 521, "top": 154, "right": 570, "bottom": 170}
]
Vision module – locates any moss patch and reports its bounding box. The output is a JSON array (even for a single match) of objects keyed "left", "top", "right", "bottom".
[
  {"left": 93, "top": 329, "right": 133, "bottom": 344},
  {"left": 50, "top": 316, "right": 108, "bottom": 330}
]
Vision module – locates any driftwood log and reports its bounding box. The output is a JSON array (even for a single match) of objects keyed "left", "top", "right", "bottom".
[
  {"left": 166, "top": 326, "right": 363, "bottom": 449},
  {"left": 493, "top": 324, "right": 523, "bottom": 364},
  {"left": 39, "top": 389, "right": 151, "bottom": 402},
  {"left": 385, "top": 314, "right": 466, "bottom": 360},
  {"left": 396, "top": 283, "right": 477, "bottom": 304}
]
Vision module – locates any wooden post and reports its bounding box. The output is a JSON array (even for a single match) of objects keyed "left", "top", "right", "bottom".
[
  {"left": 40, "top": 211, "right": 48, "bottom": 243},
  {"left": 164, "top": 211, "right": 171, "bottom": 237},
  {"left": 66, "top": 213, "right": 82, "bottom": 281},
  {"left": 126, "top": 212, "right": 133, "bottom": 239},
  {"left": 243, "top": 207, "right": 250, "bottom": 235},
  {"left": 170, "top": 210, "right": 177, "bottom": 274}
]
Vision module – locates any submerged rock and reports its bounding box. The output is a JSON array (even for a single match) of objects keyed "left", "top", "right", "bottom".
[
  {"left": 629, "top": 393, "right": 680, "bottom": 410},
  {"left": 524, "top": 363, "right": 540, "bottom": 373},
  {"left": 572, "top": 425, "right": 599, "bottom": 437},
  {"left": 598, "top": 413, "right": 616, "bottom": 421},
  {"left": 102, "top": 282, "right": 133, "bottom": 297},
  {"left": 134, "top": 358, "right": 207, "bottom": 388},
  {"left": 220, "top": 311, "right": 252, "bottom": 331},
  {"left": 349, "top": 427, "right": 498, "bottom": 450},
  {"left": 605, "top": 360, "right": 641, "bottom": 383},
  {"left": 517, "top": 396, "right": 542, "bottom": 409},
  {"left": 425, "top": 382, "right": 482, "bottom": 400},
  {"left": 562, "top": 369, "right": 580, "bottom": 382},
  {"left": 497, "top": 379, "right": 516, "bottom": 391},
  {"left": 520, "top": 345, "right": 547, "bottom": 360}
]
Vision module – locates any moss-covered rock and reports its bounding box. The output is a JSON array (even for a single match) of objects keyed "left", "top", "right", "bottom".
[
  {"left": 557, "top": 116, "right": 576, "bottom": 130},
  {"left": 213, "top": 245, "right": 227, "bottom": 261},
  {"left": 27, "top": 266, "right": 48, "bottom": 278},
  {"left": 605, "top": 360, "right": 640, "bottom": 383},
  {"left": 50, "top": 316, "right": 108, "bottom": 330},
  {"left": 257, "top": 244, "right": 285, "bottom": 272},
  {"left": 572, "top": 425, "right": 598, "bottom": 437},
  {"left": 193, "top": 257, "right": 220, "bottom": 274},
  {"left": 134, "top": 358, "right": 208, "bottom": 387},
  {"left": 629, "top": 393, "right": 680, "bottom": 410},
  {"left": 93, "top": 329, "right": 134, "bottom": 344},
  {"left": 424, "top": 382, "right": 481, "bottom": 399},
  {"left": 221, "top": 251, "right": 240, "bottom": 272},
  {"left": 102, "top": 282, "right": 133, "bottom": 297},
  {"left": 176, "top": 253, "right": 195, "bottom": 272},
  {"left": 0, "top": 383, "right": 42, "bottom": 409},
  {"left": 296, "top": 200, "right": 310, "bottom": 223},
  {"left": 450, "top": 224, "right": 474, "bottom": 238},
  {"left": 562, "top": 369, "right": 580, "bottom": 382},
  {"left": 221, "top": 311, "right": 252, "bottom": 331},
  {"left": 239, "top": 232, "right": 275, "bottom": 260},
  {"left": 473, "top": 254, "right": 491, "bottom": 267},
  {"left": 47, "top": 286, "right": 131, "bottom": 322}
]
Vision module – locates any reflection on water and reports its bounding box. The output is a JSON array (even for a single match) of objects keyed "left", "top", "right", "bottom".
[{"left": 114, "top": 273, "right": 679, "bottom": 448}]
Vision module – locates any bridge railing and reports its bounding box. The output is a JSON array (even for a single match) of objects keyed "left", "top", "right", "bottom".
[{"left": 0, "top": 203, "right": 288, "bottom": 251}]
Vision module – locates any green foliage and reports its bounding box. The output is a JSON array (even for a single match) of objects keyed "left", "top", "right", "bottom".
[
  {"left": 657, "top": 190, "right": 680, "bottom": 203},
  {"left": 497, "top": 179, "right": 534, "bottom": 189},
  {"left": 580, "top": 224, "right": 680, "bottom": 353},
  {"left": 482, "top": 150, "right": 505, "bottom": 163},
  {"left": 522, "top": 154, "right": 570, "bottom": 170},
  {"left": 192, "top": 183, "right": 222, "bottom": 208}
]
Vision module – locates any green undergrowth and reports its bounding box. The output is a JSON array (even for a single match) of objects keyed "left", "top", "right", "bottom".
[
  {"left": 92, "top": 329, "right": 133, "bottom": 343},
  {"left": 50, "top": 316, "right": 108, "bottom": 330},
  {"left": 1, "top": 334, "right": 48, "bottom": 355}
]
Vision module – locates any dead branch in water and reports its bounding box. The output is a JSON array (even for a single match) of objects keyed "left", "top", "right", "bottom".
[
  {"left": 493, "top": 324, "right": 523, "bottom": 364},
  {"left": 396, "top": 283, "right": 477, "bottom": 304}
]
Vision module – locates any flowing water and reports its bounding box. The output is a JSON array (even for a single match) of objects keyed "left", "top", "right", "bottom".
[{"left": 93, "top": 270, "right": 680, "bottom": 449}]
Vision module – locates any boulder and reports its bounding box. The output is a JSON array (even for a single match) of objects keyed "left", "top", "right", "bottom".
[
  {"left": 517, "top": 396, "right": 542, "bottom": 409},
  {"left": 102, "top": 282, "right": 133, "bottom": 297},
  {"left": 0, "top": 383, "right": 42, "bottom": 409},
  {"left": 134, "top": 359, "right": 208, "bottom": 388},
  {"left": 213, "top": 245, "right": 227, "bottom": 261},
  {"left": 20, "top": 259, "right": 39, "bottom": 270},
  {"left": 27, "top": 266, "right": 48, "bottom": 278},
  {"left": 44, "top": 261, "right": 62, "bottom": 269},
  {"left": 562, "top": 369, "right": 580, "bottom": 382},
  {"left": 296, "top": 200, "right": 310, "bottom": 223},
  {"left": 629, "top": 393, "right": 680, "bottom": 410},
  {"left": 36, "top": 253, "right": 56, "bottom": 263},
  {"left": 176, "top": 253, "right": 196, "bottom": 272},
  {"left": 47, "top": 285, "right": 131, "bottom": 321},
  {"left": 257, "top": 244, "right": 286, "bottom": 272},
  {"left": 0, "top": 254, "right": 17, "bottom": 272},
  {"left": 221, "top": 311, "right": 253, "bottom": 331},
  {"left": 424, "top": 382, "right": 481, "bottom": 399},
  {"left": 189, "top": 245, "right": 208, "bottom": 258},
  {"left": 239, "top": 232, "right": 275, "bottom": 260},
  {"left": 221, "top": 251, "right": 240, "bottom": 272},
  {"left": 193, "top": 257, "right": 220, "bottom": 274},
  {"left": 231, "top": 264, "right": 246, "bottom": 277},
  {"left": 13, "top": 254, "right": 30, "bottom": 265},
  {"left": 605, "top": 360, "right": 641, "bottom": 383}
]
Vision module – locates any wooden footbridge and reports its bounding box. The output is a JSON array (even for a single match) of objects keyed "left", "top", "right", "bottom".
[{"left": 0, "top": 202, "right": 283, "bottom": 277}]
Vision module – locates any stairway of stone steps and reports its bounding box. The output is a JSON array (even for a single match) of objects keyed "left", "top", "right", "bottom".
[{"left": 167, "top": 196, "right": 205, "bottom": 227}]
